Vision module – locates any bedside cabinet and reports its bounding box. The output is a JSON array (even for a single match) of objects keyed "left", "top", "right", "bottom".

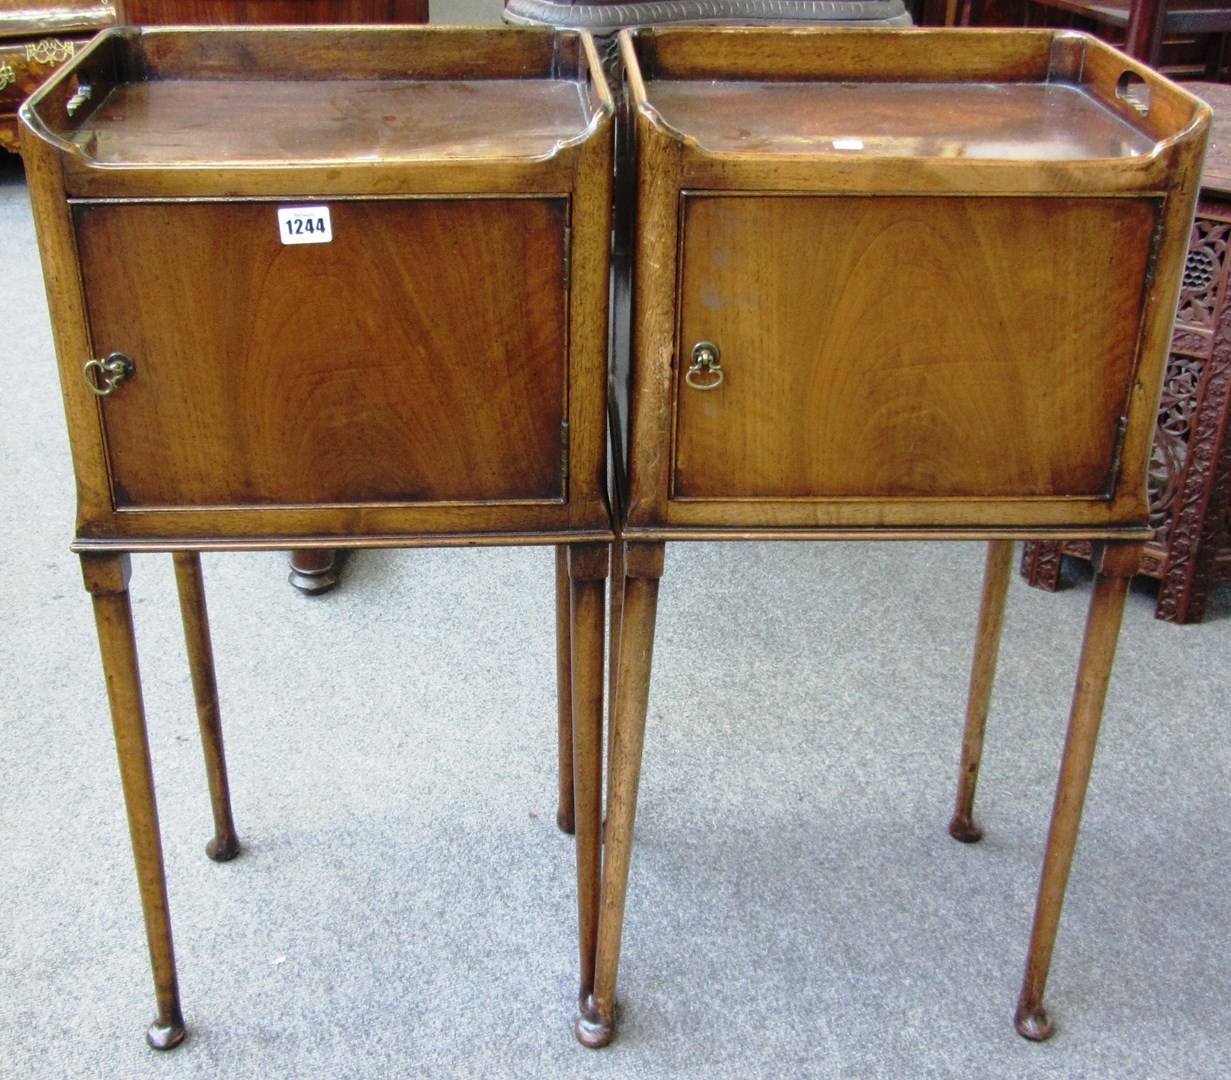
[
  {"left": 579, "top": 27, "right": 1208, "bottom": 1048},
  {"left": 22, "top": 25, "right": 613, "bottom": 1049}
]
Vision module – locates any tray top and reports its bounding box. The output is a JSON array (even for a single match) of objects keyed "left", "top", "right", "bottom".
[
  {"left": 70, "top": 78, "right": 593, "bottom": 166},
  {"left": 646, "top": 81, "right": 1157, "bottom": 161}
]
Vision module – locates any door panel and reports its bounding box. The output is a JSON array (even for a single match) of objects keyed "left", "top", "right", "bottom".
[
  {"left": 673, "top": 195, "right": 1157, "bottom": 501},
  {"left": 76, "top": 197, "right": 568, "bottom": 508}
]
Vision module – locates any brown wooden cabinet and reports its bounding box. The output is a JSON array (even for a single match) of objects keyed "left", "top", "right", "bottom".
[
  {"left": 26, "top": 28, "right": 614, "bottom": 549},
  {"left": 21, "top": 24, "right": 613, "bottom": 1050},
  {"left": 580, "top": 26, "right": 1209, "bottom": 1050}
]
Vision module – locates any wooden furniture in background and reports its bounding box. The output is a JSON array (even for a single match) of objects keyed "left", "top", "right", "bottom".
[
  {"left": 1120, "top": 0, "right": 1231, "bottom": 67},
  {"left": 577, "top": 26, "right": 1208, "bottom": 1050},
  {"left": 115, "top": 0, "right": 430, "bottom": 595},
  {"left": 117, "top": 0, "right": 429, "bottom": 21},
  {"left": 0, "top": 2, "right": 115, "bottom": 153},
  {"left": 945, "top": 0, "right": 1231, "bottom": 80},
  {"left": 21, "top": 24, "right": 613, "bottom": 1049},
  {"left": 1022, "top": 80, "right": 1231, "bottom": 622}
]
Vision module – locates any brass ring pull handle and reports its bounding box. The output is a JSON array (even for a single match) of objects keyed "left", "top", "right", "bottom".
[
  {"left": 83, "top": 352, "right": 135, "bottom": 397},
  {"left": 685, "top": 340, "right": 724, "bottom": 391}
]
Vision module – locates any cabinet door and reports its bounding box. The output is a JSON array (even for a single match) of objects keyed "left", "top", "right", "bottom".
[
  {"left": 76, "top": 198, "right": 568, "bottom": 508},
  {"left": 673, "top": 195, "right": 1157, "bottom": 501}
]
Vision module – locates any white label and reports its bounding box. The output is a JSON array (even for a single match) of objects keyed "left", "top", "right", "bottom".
[
  {"left": 277, "top": 205, "right": 332, "bottom": 245},
  {"left": 832, "top": 138, "right": 865, "bottom": 151}
]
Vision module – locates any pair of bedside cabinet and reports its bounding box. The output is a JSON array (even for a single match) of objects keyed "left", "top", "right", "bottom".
[{"left": 22, "top": 23, "right": 1208, "bottom": 1052}]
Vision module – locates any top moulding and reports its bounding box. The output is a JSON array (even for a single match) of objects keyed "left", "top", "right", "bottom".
[
  {"left": 21, "top": 25, "right": 611, "bottom": 198},
  {"left": 625, "top": 28, "right": 1205, "bottom": 176}
]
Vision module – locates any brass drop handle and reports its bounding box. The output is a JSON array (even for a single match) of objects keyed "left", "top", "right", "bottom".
[
  {"left": 83, "top": 352, "right": 135, "bottom": 397},
  {"left": 685, "top": 340, "right": 724, "bottom": 391}
]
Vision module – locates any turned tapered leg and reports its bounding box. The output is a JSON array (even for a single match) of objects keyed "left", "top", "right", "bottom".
[
  {"left": 81, "top": 553, "right": 185, "bottom": 1050},
  {"left": 569, "top": 543, "right": 609, "bottom": 1006},
  {"left": 555, "top": 546, "right": 576, "bottom": 835},
  {"left": 1014, "top": 541, "right": 1142, "bottom": 1041},
  {"left": 577, "top": 541, "right": 664, "bottom": 1049},
  {"left": 172, "top": 552, "right": 240, "bottom": 862},
  {"left": 606, "top": 537, "right": 626, "bottom": 822},
  {"left": 950, "top": 539, "right": 1015, "bottom": 843}
]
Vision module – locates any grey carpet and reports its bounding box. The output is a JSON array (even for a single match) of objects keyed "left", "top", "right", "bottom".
[{"left": 3, "top": 66, "right": 1231, "bottom": 1080}]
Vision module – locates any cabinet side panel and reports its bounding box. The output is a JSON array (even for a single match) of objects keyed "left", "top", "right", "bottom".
[
  {"left": 673, "top": 194, "right": 1157, "bottom": 501},
  {"left": 75, "top": 197, "right": 568, "bottom": 508}
]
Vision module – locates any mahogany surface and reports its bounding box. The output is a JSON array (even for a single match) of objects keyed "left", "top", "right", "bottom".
[
  {"left": 1027, "top": 0, "right": 1231, "bottom": 38},
  {"left": 22, "top": 25, "right": 614, "bottom": 1048},
  {"left": 116, "top": 0, "right": 429, "bottom": 22},
  {"left": 673, "top": 194, "right": 1155, "bottom": 500},
  {"left": 76, "top": 197, "right": 569, "bottom": 507},
  {"left": 23, "top": 26, "right": 614, "bottom": 546},
  {"left": 583, "top": 25, "right": 1208, "bottom": 1051},
  {"left": 73, "top": 79, "right": 593, "bottom": 165},
  {"left": 616, "top": 29, "right": 1206, "bottom": 538},
  {"left": 969, "top": 0, "right": 1231, "bottom": 81},
  {"left": 0, "top": 0, "right": 113, "bottom": 35},
  {"left": 286, "top": 547, "right": 339, "bottom": 594},
  {"left": 647, "top": 80, "right": 1157, "bottom": 157}
]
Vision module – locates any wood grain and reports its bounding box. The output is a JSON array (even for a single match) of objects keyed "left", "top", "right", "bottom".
[
  {"left": 672, "top": 193, "right": 1157, "bottom": 500},
  {"left": 638, "top": 26, "right": 1060, "bottom": 82},
  {"left": 25, "top": 25, "right": 617, "bottom": 1053},
  {"left": 117, "top": 0, "right": 428, "bottom": 22},
  {"left": 75, "top": 197, "right": 569, "bottom": 508},
  {"left": 172, "top": 551, "right": 239, "bottom": 862},
  {"left": 82, "top": 551, "right": 185, "bottom": 1050},
  {"left": 20, "top": 23, "right": 614, "bottom": 540}
]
